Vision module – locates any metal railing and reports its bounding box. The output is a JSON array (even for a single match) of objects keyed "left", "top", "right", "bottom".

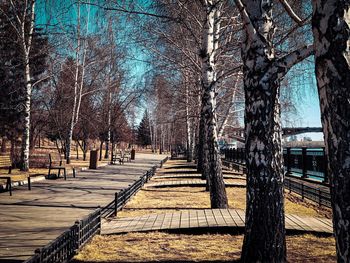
[
  {"left": 222, "top": 150, "right": 331, "bottom": 208},
  {"left": 101, "top": 160, "right": 164, "bottom": 218},
  {"left": 284, "top": 177, "right": 331, "bottom": 208},
  {"left": 224, "top": 147, "right": 329, "bottom": 183},
  {"left": 24, "top": 209, "right": 101, "bottom": 263},
  {"left": 24, "top": 156, "right": 169, "bottom": 263}
]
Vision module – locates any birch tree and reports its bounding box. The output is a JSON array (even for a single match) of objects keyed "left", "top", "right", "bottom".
[
  {"left": 200, "top": 0, "right": 228, "bottom": 208},
  {"left": 65, "top": 1, "right": 91, "bottom": 164},
  {"left": 234, "top": 0, "right": 313, "bottom": 261},
  {"left": 312, "top": 2, "right": 350, "bottom": 262},
  {"left": 0, "top": 0, "right": 36, "bottom": 170}
]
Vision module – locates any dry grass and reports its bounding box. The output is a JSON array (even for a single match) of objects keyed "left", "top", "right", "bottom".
[{"left": 73, "top": 232, "right": 336, "bottom": 263}]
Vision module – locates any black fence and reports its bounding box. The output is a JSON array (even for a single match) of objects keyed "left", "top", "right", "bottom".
[
  {"left": 24, "top": 156, "right": 169, "bottom": 263},
  {"left": 24, "top": 209, "right": 101, "bottom": 263},
  {"left": 224, "top": 147, "right": 329, "bottom": 183},
  {"left": 285, "top": 177, "right": 331, "bottom": 208},
  {"left": 101, "top": 165, "right": 159, "bottom": 218}
]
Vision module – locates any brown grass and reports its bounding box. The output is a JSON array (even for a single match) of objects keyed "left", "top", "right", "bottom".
[{"left": 73, "top": 232, "right": 336, "bottom": 263}]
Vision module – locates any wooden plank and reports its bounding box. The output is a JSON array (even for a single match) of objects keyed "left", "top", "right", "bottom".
[
  {"left": 160, "top": 212, "right": 173, "bottom": 230},
  {"left": 219, "top": 209, "right": 235, "bottom": 226},
  {"left": 212, "top": 209, "right": 227, "bottom": 226},
  {"left": 205, "top": 209, "right": 218, "bottom": 227},
  {"left": 228, "top": 209, "right": 244, "bottom": 227},
  {"left": 189, "top": 210, "right": 199, "bottom": 228},
  {"left": 170, "top": 212, "right": 181, "bottom": 229},
  {"left": 180, "top": 210, "right": 190, "bottom": 228},
  {"left": 197, "top": 210, "right": 208, "bottom": 227},
  {"left": 142, "top": 214, "right": 158, "bottom": 231},
  {"left": 132, "top": 214, "right": 151, "bottom": 232},
  {"left": 152, "top": 213, "right": 165, "bottom": 230}
]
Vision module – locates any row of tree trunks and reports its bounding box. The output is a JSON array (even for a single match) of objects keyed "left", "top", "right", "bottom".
[{"left": 312, "top": 2, "right": 350, "bottom": 262}]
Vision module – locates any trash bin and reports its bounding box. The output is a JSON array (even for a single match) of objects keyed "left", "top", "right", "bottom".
[
  {"left": 89, "top": 150, "right": 99, "bottom": 169},
  {"left": 131, "top": 149, "right": 135, "bottom": 160}
]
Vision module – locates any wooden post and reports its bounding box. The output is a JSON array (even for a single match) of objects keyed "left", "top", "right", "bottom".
[
  {"left": 318, "top": 188, "right": 322, "bottom": 206},
  {"left": 301, "top": 183, "right": 304, "bottom": 199},
  {"left": 28, "top": 176, "right": 31, "bottom": 190},
  {"left": 322, "top": 147, "right": 329, "bottom": 184},
  {"left": 7, "top": 178, "right": 12, "bottom": 196},
  {"left": 301, "top": 147, "right": 307, "bottom": 179},
  {"left": 114, "top": 192, "right": 118, "bottom": 216},
  {"left": 289, "top": 180, "right": 291, "bottom": 193},
  {"left": 75, "top": 220, "right": 81, "bottom": 251},
  {"left": 286, "top": 147, "right": 291, "bottom": 174}
]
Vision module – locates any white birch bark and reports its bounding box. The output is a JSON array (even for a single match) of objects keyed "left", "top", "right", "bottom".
[
  {"left": 234, "top": 0, "right": 313, "bottom": 261},
  {"left": 201, "top": 0, "right": 228, "bottom": 208},
  {"left": 66, "top": 0, "right": 90, "bottom": 164},
  {"left": 13, "top": 0, "right": 36, "bottom": 171}
]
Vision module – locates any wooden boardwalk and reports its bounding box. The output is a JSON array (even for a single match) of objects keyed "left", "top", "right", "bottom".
[
  {"left": 153, "top": 174, "right": 245, "bottom": 180},
  {"left": 0, "top": 153, "right": 166, "bottom": 262},
  {"left": 146, "top": 179, "right": 246, "bottom": 188},
  {"left": 102, "top": 209, "right": 333, "bottom": 235}
]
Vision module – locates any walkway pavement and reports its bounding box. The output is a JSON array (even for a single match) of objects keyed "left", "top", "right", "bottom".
[
  {"left": 102, "top": 209, "right": 333, "bottom": 235},
  {"left": 0, "top": 153, "right": 166, "bottom": 262}
]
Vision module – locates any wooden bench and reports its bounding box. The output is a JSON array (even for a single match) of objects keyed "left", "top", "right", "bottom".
[
  {"left": 111, "top": 151, "right": 124, "bottom": 165},
  {"left": 0, "top": 155, "right": 13, "bottom": 195},
  {"left": 48, "top": 153, "right": 67, "bottom": 180},
  {"left": 123, "top": 151, "right": 131, "bottom": 162}
]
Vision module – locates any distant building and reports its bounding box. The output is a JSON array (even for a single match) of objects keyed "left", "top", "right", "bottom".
[{"left": 303, "top": 136, "right": 312, "bottom": 141}]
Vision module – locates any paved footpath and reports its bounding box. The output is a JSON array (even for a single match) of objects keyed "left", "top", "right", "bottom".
[{"left": 0, "top": 153, "right": 166, "bottom": 262}]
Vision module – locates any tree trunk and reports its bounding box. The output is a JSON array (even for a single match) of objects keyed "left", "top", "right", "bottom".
[
  {"left": 239, "top": 1, "right": 286, "bottom": 262},
  {"left": 197, "top": 107, "right": 206, "bottom": 174},
  {"left": 1, "top": 137, "right": 7, "bottom": 153},
  {"left": 312, "top": 3, "right": 350, "bottom": 262},
  {"left": 185, "top": 81, "right": 193, "bottom": 162},
  {"left": 75, "top": 140, "right": 79, "bottom": 159},
  {"left": 105, "top": 95, "right": 111, "bottom": 159},
  {"left": 99, "top": 141, "right": 103, "bottom": 161},
  {"left": 201, "top": 0, "right": 228, "bottom": 208},
  {"left": 83, "top": 140, "right": 87, "bottom": 161},
  {"left": 20, "top": 60, "right": 32, "bottom": 171}
]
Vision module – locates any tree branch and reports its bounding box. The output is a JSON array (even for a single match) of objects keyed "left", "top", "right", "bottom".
[
  {"left": 279, "top": 0, "right": 303, "bottom": 26},
  {"left": 233, "top": 0, "right": 256, "bottom": 40},
  {"left": 269, "top": 44, "right": 314, "bottom": 79}
]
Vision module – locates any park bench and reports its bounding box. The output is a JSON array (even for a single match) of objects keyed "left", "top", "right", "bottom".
[
  {"left": 0, "top": 155, "right": 13, "bottom": 195},
  {"left": 48, "top": 152, "right": 67, "bottom": 180},
  {"left": 111, "top": 150, "right": 130, "bottom": 165},
  {"left": 0, "top": 155, "right": 45, "bottom": 195},
  {"left": 123, "top": 150, "right": 131, "bottom": 162},
  {"left": 111, "top": 151, "right": 124, "bottom": 165}
]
